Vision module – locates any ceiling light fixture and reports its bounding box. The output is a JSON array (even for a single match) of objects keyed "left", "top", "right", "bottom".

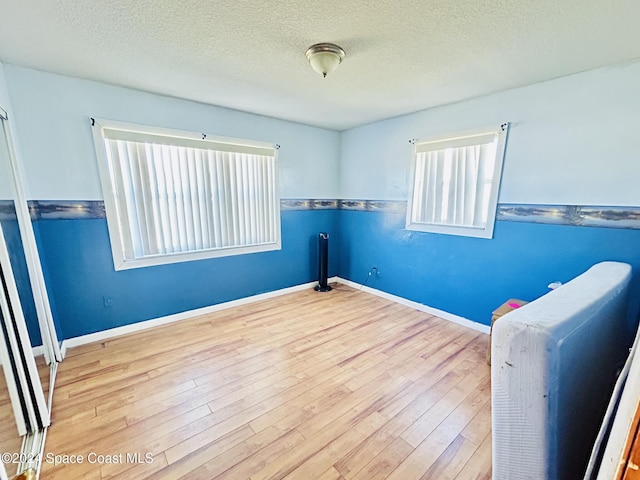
[{"left": 305, "top": 43, "right": 345, "bottom": 78}]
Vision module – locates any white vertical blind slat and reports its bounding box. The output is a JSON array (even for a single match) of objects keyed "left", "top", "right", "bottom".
[
  {"left": 422, "top": 151, "right": 435, "bottom": 224},
  {"left": 170, "top": 147, "right": 184, "bottom": 251},
  {"left": 146, "top": 144, "right": 165, "bottom": 254},
  {"left": 412, "top": 154, "right": 424, "bottom": 223},
  {"left": 214, "top": 151, "right": 228, "bottom": 247},
  {"left": 225, "top": 152, "right": 234, "bottom": 246},
  {"left": 267, "top": 158, "right": 275, "bottom": 241},
  {"left": 238, "top": 153, "right": 249, "bottom": 245},
  {"left": 119, "top": 141, "right": 144, "bottom": 257},
  {"left": 463, "top": 146, "right": 477, "bottom": 226},
  {"left": 204, "top": 151, "right": 218, "bottom": 248},
  {"left": 154, "top": 144, "right": 172, "bottom": 253},
  {"left": 185, "top": 149, "right": 201, "bottom": 251},
  {"left": 436, "top": 151, "right": 447, "bottom": 224},
  {"left": 176, "top": 147, "right": 193, "bottom": 252},
  {"left": 131, "top": 143, "right": 154, "bottom": 255},
  {"left": 257, "top": 158, "right": 263, "bottom": 243},
  {"left": 246, "top": 155, "right": 255, "bottom": 244},
  {"left": 166, "top": 146, "right": 179, "bottom": 251},
  {"left": 198, "top": 150, "right": 210, "bottom": 249},
  {"left": 262, "top": 157, "right": 269, "bottom": 241}
]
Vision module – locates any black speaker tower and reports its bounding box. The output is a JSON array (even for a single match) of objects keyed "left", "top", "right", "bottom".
[{"left": 314, "top": 232, "right": 332, "bottom": 292}]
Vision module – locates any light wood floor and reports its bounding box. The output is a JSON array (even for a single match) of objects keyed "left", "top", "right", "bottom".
[
  {"left": 0, "top": 363, "right": 22, "bottom": 479},
  {"left": 41, "top": 284, "right": 491, "bottom": 480},
  {"left": 1, "top": 350, "right": 50, "bottom": 478}
]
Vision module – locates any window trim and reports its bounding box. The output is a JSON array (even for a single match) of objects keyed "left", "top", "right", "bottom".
[
  {"left": 406, "top": 124, "right": 509, "bottom": 239},
  {"left": 91, "top": 118, "right": 281, "bottom": 270}
]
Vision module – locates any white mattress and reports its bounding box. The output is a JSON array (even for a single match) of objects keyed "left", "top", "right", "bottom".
[{"left": 491, "top": 261, "right": 632, "bottom": 480}]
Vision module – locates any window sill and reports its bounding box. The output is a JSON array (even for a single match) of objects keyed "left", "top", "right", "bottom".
[
  {"left": 112, "top": 241, "right": 281, "bottom": 271},
  {"left": 405, "top": 221, "right": 495, "bottom": 239}
]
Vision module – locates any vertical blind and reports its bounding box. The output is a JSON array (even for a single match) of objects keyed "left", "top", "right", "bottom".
[
  {"left": 410, "top": 133, "right": 498, "bottom": 229},
  {"left": 103, "top": 131, "right": 278, "bottom": 261}
]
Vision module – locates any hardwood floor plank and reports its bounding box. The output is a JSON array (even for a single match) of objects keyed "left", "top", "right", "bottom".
[
  {"left": 349, "top": 437, "right": 415, "bottom": 480},
  {"left": 101, "top": 452, "right": 169, "bottom": 479},
  {"left": 124, "top": 425, "right": 254, "bottom": 479},
  {"left": 150, "top": 425, "right": 294, "bottom": 480},
  {"left": 317, "top": 466, "right": 346, "bottom": 480},
  {"left": 248, "top": 383, "right": 352, "bottom": 434},
  {"left": 207, "top": 428, "right": 306, "bottom": 480},
  {"left": 295, "top": 373, "right": 412, "bottom": 440},
  {"left": 400, "top": 371, "right": 489, "bottom": 448},
  {"left": 418, "top": 434, "right": 480, "bottom": 480},
  {"left": 454, "top": 432, "right": 492, "bottom": 480},
  {"left": 334, "top": 357, "right": 483, "bottom": 479},
  {"left": 387, "top": 381, "right": 491, "bottom": 479},
  {"left": 43, "top": 404, "right": 212, "bottom": 479},
  {"left": 460, "top": 398, "right": 492, "bottom": 445},
  {"left": 282, "top": 413, "right": 388, "bottom": 480}
]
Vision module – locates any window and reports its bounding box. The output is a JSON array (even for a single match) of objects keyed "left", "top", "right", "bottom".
[
  {"left": 92, "top": 119, "right": 280, "bottom": 270},
  {"left": 406, "top": 124, "right": 509, "bottom": 239}
]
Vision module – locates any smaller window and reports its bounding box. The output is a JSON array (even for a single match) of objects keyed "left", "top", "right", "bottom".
[
  {"left": 406, "top": 124, "right": 509, "bottom": 239},
  {"left": 92, "top": 119, "right": 281, "bottom": 270}
]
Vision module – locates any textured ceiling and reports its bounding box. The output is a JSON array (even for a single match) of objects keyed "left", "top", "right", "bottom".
[{"left": 1, "top": 0, "right": 639, "bottom": 130}]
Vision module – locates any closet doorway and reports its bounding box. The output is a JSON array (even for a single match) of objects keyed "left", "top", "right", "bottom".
[{"left": 0, "top": 106, "right": 62, "bottom": 478}]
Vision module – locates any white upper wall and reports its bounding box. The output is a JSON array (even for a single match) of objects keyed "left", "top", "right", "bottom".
[
  {"left": 0, "top": 62, "right": 10, "bottom": 109},
  {"left": 2, "top": 65, "right": 340, "bottom": 200},
  {"left": 340, "top": 60, "right": 640, "bottom": 206},
  {"left": 0, "top": 62, "right": 13, "bottom": 198},
  {"left": 5, "top": 60, "right": 640, "bottom": 206}
]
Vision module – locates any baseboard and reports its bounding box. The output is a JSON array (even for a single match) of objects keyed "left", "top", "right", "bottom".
[
  {"left": 62, "top": 277, "right": 339, "bottom": 350},
  {"left": 30, "top": 344, "right": 66, "bottom": 360},
  {"left": 334, "top": 277, "right": 490, "bottom": 334},
  {"left": 60, "top": 274, "right": 486, "bottom": 351},
  {"left": 0, "top": 346, "right": 44, "bottom": 366}
]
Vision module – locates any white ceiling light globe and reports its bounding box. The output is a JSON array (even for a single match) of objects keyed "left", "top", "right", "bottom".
[{"left": 305, "top": 43, "right": 345, "bottom": 78}]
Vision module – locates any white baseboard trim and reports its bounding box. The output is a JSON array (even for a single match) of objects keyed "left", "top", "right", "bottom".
[
  {"left": 59, "top": 275, "right": 487, "bottom": 352},
  {"left": 62, "top": 277, "right": 339, "bottom": 350},
  {"left": 1, "top": 346, "right": 46, "bottom": 366},
  {"left": 27, "top": 344, "right": 65, "bottom": 362},
  {"left": 334, "top": 277, "right": 490, "bottom": 334}
]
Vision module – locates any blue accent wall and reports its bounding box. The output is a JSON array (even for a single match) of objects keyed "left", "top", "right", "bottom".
[
  {"left": 32, "top": 209, "right": 338, "bottom": 339},
  {"left": 337, "top": 209, "right": 640, "bottom": 332},
  {"left": 0, "top": 207, "right": 42, "bottom": 346},
  {"left": 11, "top": 200, "right": 640, "bottom": 343}
]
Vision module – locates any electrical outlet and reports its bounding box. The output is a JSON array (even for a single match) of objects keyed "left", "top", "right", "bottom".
[
  {"left": 103, "top": 296, "right": 114, "bottom": 308},
  {"left": 369, "top": 265, "right": 380, "bottom": 277}
]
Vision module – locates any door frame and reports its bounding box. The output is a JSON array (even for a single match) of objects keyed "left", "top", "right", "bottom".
[{"left": 0, "top": 109, "right": 61, "bottom": 363}]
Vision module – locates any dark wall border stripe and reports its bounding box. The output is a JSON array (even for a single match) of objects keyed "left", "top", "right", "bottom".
[
  {"left": 339, "top": 200, "right": 407, "bottom": 214},
  {"left": 28, "top": 200, "right": 106, "bottom": 220},
  {"left": 497, "top": 204, "right": 640, "bottom": 229},
  {"left": 281, "top": 199, "right": 338, "bottom": 210},
  {"left": 0, "top": 200, "right": 17, "bottom": 221},
  {"left": 22, "top": 199, "right": 640, "bottom": 230}
]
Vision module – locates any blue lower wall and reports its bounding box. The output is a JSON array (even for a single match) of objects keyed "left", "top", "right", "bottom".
[
  {"left": 24, "top": 201, "right": 640, "bottom": 342},
  {"left": 337, "top": 209, "right": 640, "bottom": 332},
  {"left": 33, "top": 209, "right": 338, "bottom": 339},
  {"left": 0, "top": 203, "right": 42, "bottom": 346}
]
